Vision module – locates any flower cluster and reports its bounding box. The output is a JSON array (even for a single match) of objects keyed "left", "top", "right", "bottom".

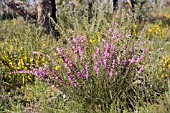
[
  {"left": 46, "top": 23, "right": 152, "bottom": 91},
  {"left": 89, "top": 32, "right": 101, "bottom": 45},
  {"left": 160, "top": 55, "right": 170, "bottom": 79},
  {"left": 147, "top": 24, "right": 168, "bottom": 38},
  {"left": 133, "top": 24, "right": 140, "bottom": 37},
  {"left": 34, "top": 23, "right": 153, "bottom": 111},
  {"left": 0, "top": 44, "right": 50, "bottom": 85},
  {"left": 72, "top": 36, "right": 87, "bottom": 60}
]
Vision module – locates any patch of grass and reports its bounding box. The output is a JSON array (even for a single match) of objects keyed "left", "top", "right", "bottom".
[{"left": 0, "top": 78, "right": 83, "bottom": 112}]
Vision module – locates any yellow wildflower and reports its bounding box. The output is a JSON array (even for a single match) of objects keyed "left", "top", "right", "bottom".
[
  {"left": 55, "top": 65, "right": 61, "bottom": 71},
  {"left": 161, "top": 74, "right": 164, "bottom": 78},
  {"left": 24, "top": 67, "right": 27, "bottom": 70},
  {"left": 148, "top": 29, "right": 152, "bottom": 33},
  {"left": 24, "top": 56, "right": 27, "bottom": 60},
  {"left": 145, "top": 64, "right": 148, "bottom": 68},
  {"left": 9, "top": 61, "right": 12, "bottom": 66},
  {"left": 161, "top": 74, "right": 167, "bottom": 78},
  {"left": 17, "top": 66, "right": 21, "bottom": 70},
  {"left": 58, "top": 58, "right": 63, "bottom": 64},
  {"left": 168, "top": 64, "right": 170, "bottom": 69},
  {"left": 30, "top": 58, "right": 34, "bottom": 62},
  {"left": 18, "top": 47, "right": 23, "bottom": 51},
  {"left": 42, "top": 43, "right": 46, "bottom": 47},
  {"left": 98, "top": 35, "right": 101, "bottom": 42},
  {"left": 9, "top": 45, "right": 13, "bottom": 51},
  {"left": 41, "top": 57, "right": 45, "bottom": 62},
  {"left": 133, "top": 25, "right": 137, "bottom": 28},
  {"left": 90, "top": 39, "right": 96, "bottom": 44},
  {"left": 19, "top": 59, "right": 24, "bottom": 65},
  {"left": 53, "top": 53, "right": 57, "bottom": 56},
  {"left": 28, "top": 76, "right": 32, "bottom": 81}
]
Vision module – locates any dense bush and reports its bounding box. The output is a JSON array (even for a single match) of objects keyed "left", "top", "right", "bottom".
[{"left": 20, "top": 23, "right": 154, "bottom": 112}]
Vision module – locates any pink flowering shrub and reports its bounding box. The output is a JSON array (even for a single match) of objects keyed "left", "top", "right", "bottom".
[
  {"left": 15, "top": 23, "right": 152, "bottom": 111},
  {"left": 37, "top": 23, "right": 152, "bottom": 111}
]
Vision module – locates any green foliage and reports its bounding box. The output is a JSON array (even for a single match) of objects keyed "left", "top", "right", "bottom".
[
  {"left": 0, "top": 79, "right": 79, "bottom": 112},
  {"left": 0, "top": 1, "right": 170, "bottom": 112},
  {"left": 136, "top": 93, "right": 170, "bottom": 113}
]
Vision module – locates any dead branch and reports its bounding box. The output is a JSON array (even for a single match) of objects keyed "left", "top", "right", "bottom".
[{"left": 5, "top": 0, "right": 37, "bottom": 23}]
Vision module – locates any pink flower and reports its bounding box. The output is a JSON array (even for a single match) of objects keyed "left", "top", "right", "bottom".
[
  {"left": 94, "top": 54, "right": 97, "bottom": 60},
  {"left": 136, "top": 55, "right": 144, "bottom": 63},
  {"left": 104, "top": 59, "right": 107, "bottom": 68},
  {"left": 96, "top": 68, "right": 100, "bottom": 76},
  {"left": 85, "top": 64, "right": 89, "bottom": 78},
  {"left": 97, "top": 47, "right": 100, "bottom": 56},
  {"left": 77, "top": 71, "right": 83, "bottom": 79},
  {"left": 126, "top": 34, "right": 131, "bottom": 38},
  {"left": 112, "top": 59, "right": 116, "bottom": 69},
  {"left": 117, "top": 33, "right": 121, "bottom": 43},
  {"left": 33, "top": 51, "right": 41, "bottom": 54},
  {"left": 114, "top": 23, "right": 118, "bottom": 27},
  {"left": 129, "top": 57, "right": 135, "bottom": 64},
  {"left": 67, "top": 72, "right": 77, "bottom": 87},
  {"left": 109, "top": 69, "right": 113, "bottom": 77},
  {"left": 113, "top": 34, "right": 116, "bottom": 39},
  {"left": 94, "top": 60, "right": 100, "bottom": 76},
  {"left": 122, "top": 50, "right": 126, "bottom": 56},
  {"left": 108, "top": 28, "right": 112, "bottom": 33},
  {"left": 135, "top": 65, "right": 145, "bottom": 77}
]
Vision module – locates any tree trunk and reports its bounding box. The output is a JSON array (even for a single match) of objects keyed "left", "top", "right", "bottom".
[
  {"left": 0, "top": 0, "right": 4, "bottom": 16},
  {"left": 113, "top": 0, "right": 118, "bottom": 11},
  {"left": 130, "top": 0, "right": 136, "bottom": 14},
  {"left": 37, "top": 0, "right": 59, "bottom": 37},
  {"left": 88, "top": 0, "right": 93, "bottom": 23}
]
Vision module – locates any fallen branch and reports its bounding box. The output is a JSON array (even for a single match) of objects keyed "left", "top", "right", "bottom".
[
  {"left": 5, "top": 0, "right": 60, "bottom": 37},
  {"left": 5, "top": 0, "right": 37, "bottom": 23}
]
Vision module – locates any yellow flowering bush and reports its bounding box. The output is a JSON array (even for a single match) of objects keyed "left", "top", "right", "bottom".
[
  {"left": 0, "top": 44, "right": 50, "bottom": 88},
  {"left": 0, "top": 19, "right": 57, "bottom": 89},
  {"left": 160, "top": 55, "right": 170, "bottom": 79},
  {"left": 146, "top": 24, "right": 168, "bottom": 38},
  {"left": 158, "top": 12, "right": 170, "bottom": 23},
  {"left": 89, "top": 32, "right": 101, "bottom": 45}
]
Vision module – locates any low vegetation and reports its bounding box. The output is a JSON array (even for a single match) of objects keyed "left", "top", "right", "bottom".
[{"left": 0, "top": 1, "right": 170, "bottom": 112}]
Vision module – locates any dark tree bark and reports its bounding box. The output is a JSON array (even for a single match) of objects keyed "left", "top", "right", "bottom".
[
  {"left": 37, "top": 0, "right": 59, "bottom": 37},
  {"left": 5, "top": 0, "right": 37, "bottom": 22},
  {"left": 130, "top": 0, "right": 136, "bottom": 14},
  {"left": 113, "top": 0, "right": 118, "bottom": 11},
  {"left": 0, "top": 0, "right": 17, "bottom": 20},
  {"left": 88, "top": 0, "right": 93, "bottom": 23}
]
